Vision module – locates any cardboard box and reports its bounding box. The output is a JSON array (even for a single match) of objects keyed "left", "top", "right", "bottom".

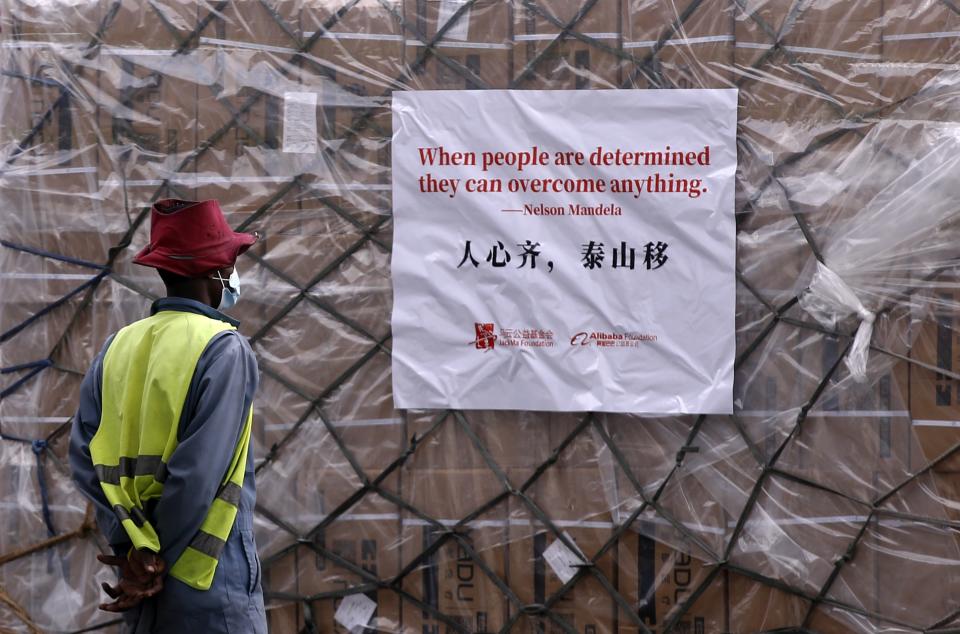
[
  {"left": 305, "top": 0, "right": 405, "bottom": 95},
  {"left": 733, "top": 317, "right": 823, "bottom": 431},
  {"left": 906, "top": 293, "right": 960, "bottom": 465},
  {"left": 95, "top": 51, "right": 199, "bottom": 191},
  {"left": 616, "top": 526, "right": 726, "bottom": 634},
  {"left": 188, "top": 43, "right": 292, "bottom": 205},
  {"left": 265, "top": 492, "right": 403, "bottom": 633},
  {"left": 400, "top": 469, "right": 510, "bottom": 632},
  {"left": 623, "top": 0, "right": 734, "bottom": 90},
  {"left": 733, "top": 1, "right": 883, "bottom": 159},
  {"left": 876, "top": 3, "right": 960, "bottom": 110},
  {"left": 1, "top": 51, "right": 107, "bottom": 248},
  {"left": 248, "top": 372, "right": 312, "bottom": 463},
  {"left": 823, "top": 518, "right": 960, "bottom": 629},
  {"left": 1, "top": 50, "right": 92, "bottom": 160},
  {"left": 208, "top": 0, "right": 303, "bottom": 49},
  {"left": 407, "top": 411, "right": 554, "bottom": 474},
  {"left": 507, "top": 467, "right": 617, "bottom": 633},
  {"left": 513, "top": 0, "right": 621, "bottom": 88},
  {"left": 727, "top": 570, "right": 808, "bottom": 633},
  {"left": 405, "top": 0, "right": 511, "bottom": 90},
  {"left": 0, "top": 0, "right": 104, "bottom": 44},
  {"left": 873, "top": 286, "right": 960, "bottom": 522},
  {"left": 751, "top": 320, "right": 914, "bottom": 499},
  {"left": 251, "top": 296, "right": 384, "bottom": 398}
]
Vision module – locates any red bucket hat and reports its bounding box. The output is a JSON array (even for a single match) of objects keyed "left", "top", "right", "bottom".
[{"left": 132, "top": 199, "right": 258, "bottom": 277}]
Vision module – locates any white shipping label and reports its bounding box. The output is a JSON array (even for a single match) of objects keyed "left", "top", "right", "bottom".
[
  {"left": 436, "top": 0, "right": 471, "bottom": 41},
  {"left": 543, "top": 532, "right": 586, "bottom": 584},
  {"left": 391, "top": 89, "right": 738, "bottom": 414},
  {"left": 282, "top": 91, "right": 318, "bottom": 154},
  {"left": 334, "top": 593, "right": 377, "bottom": 632}
]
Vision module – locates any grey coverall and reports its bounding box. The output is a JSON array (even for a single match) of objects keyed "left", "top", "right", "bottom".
[{"left": 69, "top": 297, "right": 267, "bottom": 633}]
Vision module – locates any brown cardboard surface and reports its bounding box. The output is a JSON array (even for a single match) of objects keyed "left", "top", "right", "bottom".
[
  {"left": 876, "top": 3, "right": 960, "bottom": 113},
  {"left": 733, "top": 0, "right": 872, "bottom": 146},
  {"left": 399, "top": 521, "right": 509, "bottom": 633},
  {"left": 507, "top": 467, "right": 617, "bottom": 634},
  {"left": 243, "top": 203, "right": 371, "bottom": 289},
  {"left": 512, "top": 0, "right": 621, "bottom": 89},
  {"left": 409, "top": 45, "right": 512, "bottom": 92},
  {"left": 49, "top": 275, "right": 152, "bottom": 377},
  {"left": 305, "top": 245, "right": 393, "bottom": 341},
  {"left": 400, "top": 468, "right": 509, "bottom": 633},
  {"left": 402, "top": 0, "right": 512, "bottom": 90},
  {"left": 251, "top": 298, "right": 384, "bottom": 398},
  {"left": 733, "top": 319, "right": 824, "bottom": 429},
  {"left": 303, "top": 0, "right": 405, "bottom": 94},
  {"left": 9, "top": 178, "right": 129, "bottom": 254},
  {"left": 95, "top": 51, "right": 199, "bottom": 189},
  {"left": 406, "top": 412, "right": 553, "bottom": 472},
  {"left": 616, "top": 527, "right": 726, "bottom": 634},
  {"left": 826, "top": 518, "right": 960, "bottom": 628},
  {"left": 209, "top": 0, "right": 303, "bottom": 48},
  {"left": 880, "top": 2, "right": 960, "bottom": 64},
  {"left": 193, "top": 83, "right": 284, "bottom": 189},
  {"left": 255, "top": 422, "right": 364, "bottom": 532},
  {"left": 760, "top": 328, "right": 914, "bottom": 500},
  {"left": 249, "top": 373, "right": 314, "bottom": 462},
  {"left": 1, "top": 52, "right": 97, "bottom": 162},
  {"left": 901, "top": 289, "right": 960, "bottom": 473},
  {"left": 0, "top": 0, "right": 103, "bottom": 43},
  {"left": 101, "top": 0, "right": 199, "bottom": 50},
  {"left": 266, "top": 601, "right": 301, "bottom": 633},
  {"left": 507, "top": 522, "right": 617, "bottom": 633},
  {"left": 622, "top": 0, "right": 734, "bottom": 90},
  {"left": 908, "top": 298, "right": 960, "bottom": 421},
  {"left": 265, "top": 492, "right": 402, "bottom": 633},
  {"left": 727, "top": 571, "right": 809, "bottom": 633},
  {"left": 514, "top": 37, "right": 621, "bottom": 91}
]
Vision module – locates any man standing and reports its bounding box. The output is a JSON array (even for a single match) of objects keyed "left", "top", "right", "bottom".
[{"left": 69, "top": 199, "right": 267, "bottom": 633}]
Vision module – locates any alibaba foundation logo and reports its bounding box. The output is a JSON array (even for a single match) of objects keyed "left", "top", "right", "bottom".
[
  {"left": 472, "top": 323, "right": 497, "bottom": 350},
  {"left": 570, "top": 332, "right": 590, "bottom": 346},
  {"left": 570, "top": 330, "right": 658, "bottom": 348}
]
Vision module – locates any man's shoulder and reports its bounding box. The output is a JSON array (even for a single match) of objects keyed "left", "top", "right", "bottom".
[
  {"left": 109, "top": 312, "right": 165, "bottom": 342},
  {"left": 202, "top": 329, "right": 257, "bottom": 364},
  {"left": 117, "top": 310, "right": 236, "bottom": 338},
  {"left": 191, "top": 330, "right": 259, "bottom": 398},
  {"left": 100, "top": 314, "right": 162, "bottom": 358}
]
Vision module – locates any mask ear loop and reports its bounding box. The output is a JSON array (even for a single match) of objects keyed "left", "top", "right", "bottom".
[{"left": 212, "top": 269, "right": 230, "bottom": 289}]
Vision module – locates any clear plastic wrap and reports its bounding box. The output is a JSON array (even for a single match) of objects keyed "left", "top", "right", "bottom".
[{"left": 3, "top": 0, "right": 960, "bottom": 632}]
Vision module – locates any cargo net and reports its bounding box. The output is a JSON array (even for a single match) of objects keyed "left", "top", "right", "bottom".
[{"left": 4, "top": 0, "right": 960, "bottom": 632}]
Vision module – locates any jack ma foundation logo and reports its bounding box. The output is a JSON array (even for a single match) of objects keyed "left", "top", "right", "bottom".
[
  {"left": 471, "top": 323, "right": 556, "bottom": 350},
  {"left": 472, "top": 322, "right": 497, "bottom": 350}
]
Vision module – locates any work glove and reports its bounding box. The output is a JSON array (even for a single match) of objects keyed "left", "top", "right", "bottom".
[{"left": 96, "top": 548, "right": 166, "bottom": 612}]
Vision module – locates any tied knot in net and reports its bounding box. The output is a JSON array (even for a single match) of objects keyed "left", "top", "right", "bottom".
[{"left": 800, "top": 261, "right": 876, "bottom": 383}]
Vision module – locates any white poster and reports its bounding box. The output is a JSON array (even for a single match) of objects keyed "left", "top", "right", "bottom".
[{"left": 391, "top": 89, "right": 737, "bottom": 414}]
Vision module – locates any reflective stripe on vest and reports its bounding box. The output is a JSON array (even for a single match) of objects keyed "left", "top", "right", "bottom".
[{"left": 89, "top": 310, "right": 253, "bottom": 590}]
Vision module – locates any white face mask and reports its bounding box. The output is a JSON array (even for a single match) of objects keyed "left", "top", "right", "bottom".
[{"left": 213, "top": 266, "right": 241, "bottom": 310}]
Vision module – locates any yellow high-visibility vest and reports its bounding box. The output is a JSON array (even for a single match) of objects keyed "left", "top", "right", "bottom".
[{"left": 89, "top": 310, "right": 254, "bottom": 590}]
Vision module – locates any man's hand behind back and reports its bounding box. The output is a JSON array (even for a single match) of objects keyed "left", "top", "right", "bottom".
[{"left": 97, "top": 548, "right": 166, "bottom": 612}]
